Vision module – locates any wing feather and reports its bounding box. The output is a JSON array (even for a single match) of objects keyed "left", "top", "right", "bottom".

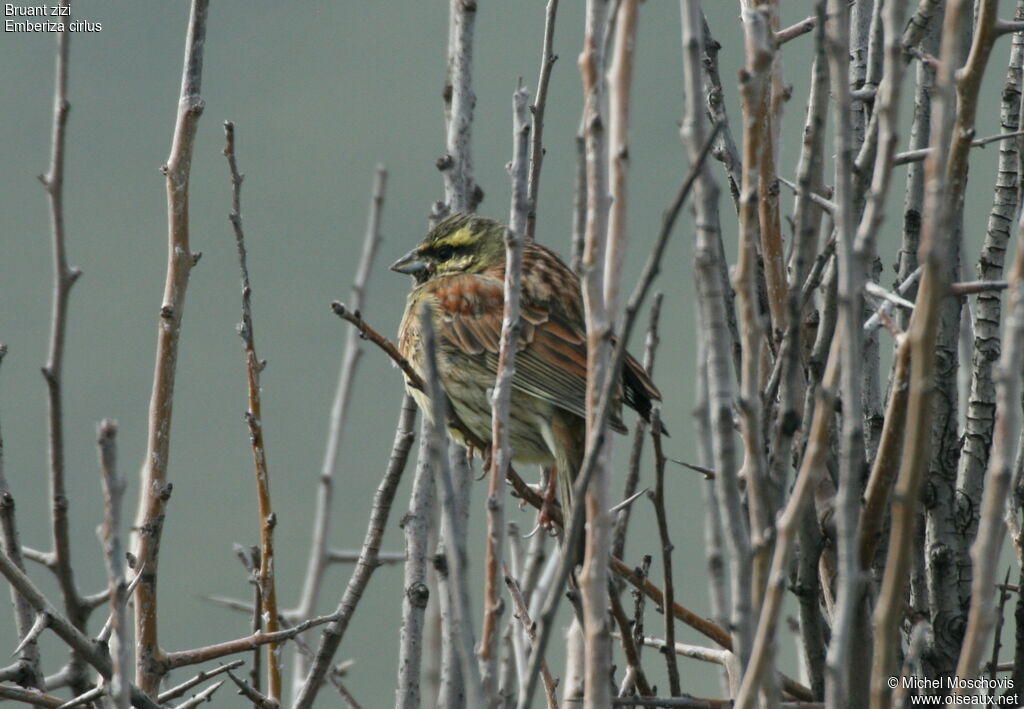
[{"left": 425, "top": 242, "right": 659, "bottom": 434}]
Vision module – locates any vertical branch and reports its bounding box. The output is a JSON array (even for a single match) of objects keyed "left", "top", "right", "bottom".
[
  {"left": 952, "top": 187, "right": 1024, "bottom": 699},
  {"left": 749, "top": 2, "right": 788, "bottom": 339},
  {"left": 396, "top": 434, "right": 435, "bottom": 709},
  {"left": 479, "top": 82, "right": 531, "bottom": 703},
  {"left": 97, "top": 420, "right": 130, "bottom": 709},
  {"left": 132, "top": 0, "right": 209, "bottom": 694},
  {"left": 736, "top": 335, "right": 842, "bottom": 709},
  {"left": 847, "top": 0, "right": 910, "bottom": 588},
  {"left": 692, "top": 311, "right": 729, "bottom": 640},
  {"left": 930, "top": 0, "right": 1002, "bottom": 678},
  {"left": 956, "top": 0, "right": 1024, "bottom": 606},
  {"left": 526, "top": 0, "right": 560, "bottom": 241},
  {"left": 897, "top": 7, "right": 940, "bottom": 627},
  {"left": 604, "top": 0, "right": 638, "bottom": 323},
  {"left": 293, "top": 396, "right": 418, "bottom": 709},
  {"left": 735, "top": 4, "right": 773, "bottom": 610},
  {"left": 700, "top": 13, "right": 743, "bottom": 212},
  {"left": 612, "top": 293, "right": 663, "bottom": 562},
  {"left": 578, "top": 1, "right": 614, "bottom": 705},
  {"left": 38, "top": 0, "right": 90, "bottom": 693},
  {"left": 223, "top": 121, "right": 281, "bottom": 702},
  {"left": 650, "top": 410, "right": 680, "bottom": 696},
  {"left": 441, "top": 0, "right": 480, "bottom": 215},
  {"left": 852, "top": 0, "right": 910, "bottom": 299},
  {"left": 420, "top": 316, "right": 483, "bottom": 707},
  {"left": 824, "top": 0, "right": 869, "bottom": 705},
  {"left": 293, "top": 166, "right": 387, "bottom": 692},
  {"left": 681, "top": 0, "right": 751, "bottom": 671},
  {"left": 0, "top": 346, "right": 41, "bottom": 690},
  {"left": 769, "top": 18, "right": 829, "bottom": 666}
]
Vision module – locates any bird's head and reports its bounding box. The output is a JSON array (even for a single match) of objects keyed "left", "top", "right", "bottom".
[{"left": 390, "top": 213, "right": 506, "bottom": 283}]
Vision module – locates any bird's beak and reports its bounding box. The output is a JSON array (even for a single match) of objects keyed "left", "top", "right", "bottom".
[{"left": 390, "top": 248, "right": 429, "bottom": 278}]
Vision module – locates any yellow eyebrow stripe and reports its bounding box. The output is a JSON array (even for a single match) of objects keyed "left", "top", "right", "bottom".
[{"left": 434, "top": 226, "right": 475, "bottom": 249}]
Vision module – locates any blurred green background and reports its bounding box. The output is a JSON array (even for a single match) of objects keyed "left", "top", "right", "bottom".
[{"left": 0, "top": 1, "right": 1011, "bottom": 706}]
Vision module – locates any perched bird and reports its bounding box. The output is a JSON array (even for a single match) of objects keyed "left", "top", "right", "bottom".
[{"left": 391, "top": 212, "right": 660, "bottom": 527}]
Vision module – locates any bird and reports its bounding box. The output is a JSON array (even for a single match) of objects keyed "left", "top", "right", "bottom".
[{"left": 391, "top": 212, "right": 661, "bottom": 530}]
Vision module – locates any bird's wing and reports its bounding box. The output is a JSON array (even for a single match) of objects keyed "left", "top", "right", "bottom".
[{"left": 429, "top": 268, "right": 595, "bottom": 425}]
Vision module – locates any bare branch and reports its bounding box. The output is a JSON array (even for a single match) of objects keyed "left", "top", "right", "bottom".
[
  {"left": 0, "top": 685, "right": 65, "bottom": 708},
  {"left": 163, "top": 611, "right": 344, "bottom": 671},
  {"left": 735, "top": 334, "right": 841, "bottom": 709},
  {"left": 295, "top": 165, "right": 388, "bottom": 654},
  {"left": 893, "top": 130, "right": 1024, "bottom": 165},
  {"left": 395, "top": 434, "right": 434, "bottom": 709},
  {"left": 96, "top": 420, "right": 129, "bottom": 709},
  {"left": 420, "top": 316, "right": 483, "bottom": 707},
  {"left": 223, "top": 120, "right": 282, "bottom": 702},
  {"left": 157, "top": 660, "right": 244, "bottom": 703},
  {"left": 440, "top": 0, "right": 480, "bottom": 215},
  {"left": 526, "top": 0, "right": 560, "bottom": 241},
  {"left": 823, "top": 0, "right": 870, "bottom": 702},
  {"left": 504, "top": 567, "right": 558, "bottom": 709},
  {"left": 224, "top": 669, "right": 277, "bottom": 709},
  {"left": 132, "top": 0, "right": 209, "bottom": 693},
  {"left": 292, "top": 396, "right": 418, "bottom": 708},
  {"left": 683, "top": 0, "right": 751, "bottom": 676},
  {"left": 952, "top": 168, "right": 1024, "bottom": 700},
  {"left": 775, "top": 14, "right": 817, "bottom": 45},
  {"left": 479, "top": 82, "right": 531, "bottom": 703},
  {"left": 0, "top": 354, "right": 41, "bottom": 689},
  {"left": 36, "top": 1, "right": 92, "bottom": 694},
  {"left": 169, "top": 680, "right": 224, "bottom": 709}
]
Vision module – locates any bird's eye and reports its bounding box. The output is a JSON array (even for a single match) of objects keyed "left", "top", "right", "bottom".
[{"left": 436, "top": 246, "right": 455, "bottom": 261}]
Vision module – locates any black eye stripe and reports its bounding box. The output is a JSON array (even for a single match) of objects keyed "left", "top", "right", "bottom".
[{"left": 435, "top": 245, "right": 455, "bottom": 260}]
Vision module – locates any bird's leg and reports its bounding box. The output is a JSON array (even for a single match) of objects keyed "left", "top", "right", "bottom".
[{"left": 538, "top": 466, "right": 559, "bottom": 530}]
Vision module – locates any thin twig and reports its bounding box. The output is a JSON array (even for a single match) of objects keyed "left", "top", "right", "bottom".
[
  {"left": 331, "top": 304, "right": 423, "bottom": 391},
  {"left": 224, "top": 670, "right": 277, "bottom": 709},
  {"left": 612, "top": 293, "right": 662, "bottom": 562},
  {"left": 526, "top": 0, "right": 560, "bottom": 241},
  {"left": 169, "top": 681, "right": 224, "bottom": 709},
  {"left": 892, "top": 130, "right": 1024, "bottom": 165},
  {"left": 608, "top": 583, "right": 653, "bottom": 698},
  {"left": 163, "top": 610, "right": 348, "bottom": 670},
  {"left": 223, "top": 120, "right": 282, "bottom": 703},
  {"left": 504, "top": 566, "right": 558, "bottom": 709},
  {"left": 293, "top": 163, "right": 387, "bottom": 697},
  {"left": 157, "top": 661, "right": 245, "bottom": 703},
  {"left": 650, "top": 409, "right": 680, "bottom": 695},
  {"left": 292, "top": 396, "right": 418, "bottom": 708}
]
